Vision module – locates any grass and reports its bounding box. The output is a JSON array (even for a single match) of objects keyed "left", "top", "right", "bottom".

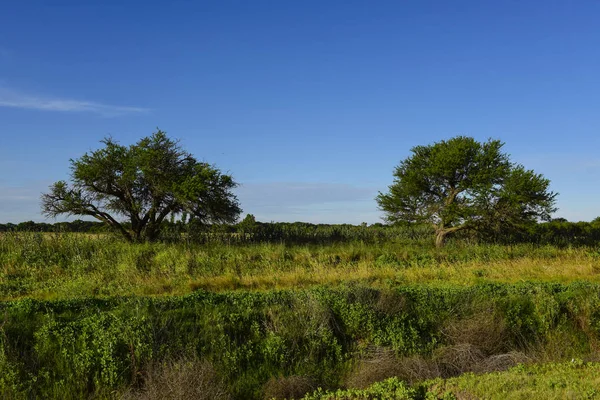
[
  {"left": 2, "top": 232, "right": 600, "bottom": 300},
  {"left": 425, "top": 360, "right": 600, "bottom": 399},
  {"left": 3, "top": 232, "right": 600, "bottom": 398},
  {"left": 302, "top": 361, "right": 600, "bottom": 399},
  {"left": 3, "top": 281, "right": 600, "bottom": 399}
]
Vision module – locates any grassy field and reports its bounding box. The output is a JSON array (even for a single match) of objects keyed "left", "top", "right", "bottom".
[
  {"left": 2, "top": 232, "right": 600, "bottom": 300},
  {"left": 2, "top": 232, "right": 600, "bottom": 399}
]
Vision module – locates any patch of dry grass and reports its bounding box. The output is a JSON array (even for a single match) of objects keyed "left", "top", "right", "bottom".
[
  {"left": 262, "top": 375, "right": 318, "bottom": 400},
  {"left": 123, "top": 358, "right": 231, "bottom": 400},
  {"left": 345, "top": 345, "right": 531, "bottom": 390},
  {"left": 345, "top": 311, "right": 530, "bottom": 389},
  {"left": 189, "top": 255, "right": 600, "bottom": 293}
]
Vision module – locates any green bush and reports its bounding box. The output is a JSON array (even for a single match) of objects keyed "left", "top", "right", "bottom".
[{"left": 0, "top": 283, "right": 600, "bottom": 398}]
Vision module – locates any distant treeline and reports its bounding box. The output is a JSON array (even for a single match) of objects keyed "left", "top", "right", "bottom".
[
  {"left": 3, "top": 217, "right": 600, "bottom": 246},
  {"left": 0, "top": 219, "right": 108, "bottom": 233}
]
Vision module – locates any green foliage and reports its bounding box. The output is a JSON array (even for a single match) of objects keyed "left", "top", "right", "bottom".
[
  {"left": 377, "top": 136, "right": 557, "bottom": 246},
  {"left": 302, "top": 377, "right": 416, "bottom": 399},
  {"left": 6, "top": 231, "right": 600, "bottom": 299},
  {"left": 41, "top": 130, "right": 241, "bottom": 242},
  {"left": 9, "top": 217, "right": 600, "bottom": 247},
  {"left": 303, "top": 361, "right": 600, "bottom": 399},
  {"left": 1, "top": 283, "right": 600, "bottom": 398},
  {"left": 3, "top": 231, "right": 600, "bottom": 398}
]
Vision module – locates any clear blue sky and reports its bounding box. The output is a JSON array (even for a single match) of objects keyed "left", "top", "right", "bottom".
[{"left": 2, "top": 0, "right": 600, "bottom": 224}]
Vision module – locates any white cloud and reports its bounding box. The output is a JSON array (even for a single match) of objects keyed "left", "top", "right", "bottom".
[
  {"left": 237, "top": 182, "right": 376, "bottom": 205},
  {"left": 0, "top": 183, "right": 83, "bottom": 223},
  {"left": 0, "top": 87, "right": 149, "bottom": 117}
]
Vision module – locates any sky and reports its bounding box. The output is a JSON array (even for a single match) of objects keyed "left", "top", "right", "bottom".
[{"left": 1, "top": 0, "right": 600, "bottom": 224}]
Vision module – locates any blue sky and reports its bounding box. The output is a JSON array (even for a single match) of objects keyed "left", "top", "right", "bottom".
[{"left": 1, "top": 0, "right": 600, "bottom": 224}]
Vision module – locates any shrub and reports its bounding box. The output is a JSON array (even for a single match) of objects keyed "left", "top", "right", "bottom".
[
  {"left": 124, "top": 357, "right": 231, "bottom": 400},
  {"left": 262, "top": 375, "right": 318, "bottom": 400}
]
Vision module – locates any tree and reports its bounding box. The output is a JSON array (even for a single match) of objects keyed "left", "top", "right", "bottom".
[
  {"left": 237, "top": 214, "right": 258, "bottom": 232},
  {"left": 376, "top": 136, "right": 557, "bottom": 247},
  {"left": 41, "top": 130, "right": 242, "bottom": 242}
]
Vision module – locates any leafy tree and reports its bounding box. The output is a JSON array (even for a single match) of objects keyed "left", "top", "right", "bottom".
[
  {"left": 237, "top": 213, "right": 258, "bottom": 232},
  {"left": 42, "top": 130, "right": 242, "bottom": 242},
  {"left": 376, "top": 136, "right": 557, "bottom": 247}
]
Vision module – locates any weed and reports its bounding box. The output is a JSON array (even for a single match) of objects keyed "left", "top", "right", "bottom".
[{"left": 124, "top": 357, "right": 231, "bottom": 400}]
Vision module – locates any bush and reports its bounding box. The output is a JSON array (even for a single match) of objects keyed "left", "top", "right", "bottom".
[
  {"left": 262, "top": 375, "right": 317, "bottom": 400},
  {"left": 124, "top": 357, "right": 231, "bottom": 400},
  {"left": 1, "top": 283, "right": 600, "bottom": 399}
]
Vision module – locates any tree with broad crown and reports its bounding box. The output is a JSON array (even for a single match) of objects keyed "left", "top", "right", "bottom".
[
  {"left": 41, "top": 130, "right": 242, "bottom": 242},
  {"left": 376, "top": 136, "right": 558, "bottom": 247}
]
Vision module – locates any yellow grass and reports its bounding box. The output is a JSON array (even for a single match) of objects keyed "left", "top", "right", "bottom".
[
  {"left": 190, "top": 255, "right": 600, "bottom": 292},
  {"left": 3, "top": 232, "right": 600, "bottom": 300},
  {"left": 6, "top": 253, "right": 598, "bottom": 301}
]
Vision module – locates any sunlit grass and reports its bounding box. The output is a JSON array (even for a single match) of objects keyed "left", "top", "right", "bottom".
[
  {"left": 435, "top": 361, "right": 600, "bottom": 399},
  {"left": 2, "top": 231, "right": 600, "bottom": 300},
  {"left": 302, "top": 361, "right": 600, "bottom": 399}
]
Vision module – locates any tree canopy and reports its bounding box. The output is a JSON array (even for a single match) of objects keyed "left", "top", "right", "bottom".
[
  {"left": 41, "top": 130, "right": 242, "bottom": 242},
  {"left": 376, "top": 136, "right": 558, "bottom": 247}
]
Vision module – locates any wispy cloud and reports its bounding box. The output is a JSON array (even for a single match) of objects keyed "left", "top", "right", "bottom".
[{"left": 0, "top": 87, "right": 149, "bottom": 117}]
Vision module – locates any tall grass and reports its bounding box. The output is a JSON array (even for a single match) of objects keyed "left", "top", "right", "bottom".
[
  {"left": 3, "top": 233, "right": 600, "bottom": 398},
  {"left": 2, "top": 232, "right": 600, "bottom": 300}
]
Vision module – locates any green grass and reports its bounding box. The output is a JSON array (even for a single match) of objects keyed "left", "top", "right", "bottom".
[
  {"left": 2, "top": 282, "right": 600, "bottom": 399},
  {"left": 2, "top": 232, "right": 600, "bottom": 300},
  {"left": 425, "top": 360, "right": 600, "bottom": 399},
  {"left": 3, "top": 232, "right": 600, "bottom": 398},
  {"left": 303, "top": 361, "right": 600, "bottom": 399}
]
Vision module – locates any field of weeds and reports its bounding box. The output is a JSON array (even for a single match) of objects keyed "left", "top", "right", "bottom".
[
  {"left": 2, "top": 232, "right": 600, "bottom": 398},
  {"left": 2, "top": 232, "right": 600, "bottom": 300}
]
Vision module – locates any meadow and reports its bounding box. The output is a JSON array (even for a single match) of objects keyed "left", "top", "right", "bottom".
[
  {"left": 2, "top": 230, "right": 600, "bottom": 399},
  {"left": 2, "top": 231, "right": 600, "bottom": 300}
]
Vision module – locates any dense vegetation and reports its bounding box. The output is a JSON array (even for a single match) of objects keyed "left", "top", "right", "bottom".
[
  {"left": 2, "top": 282, "right": 600, "bottom": 399},
  {"left": 302, "top": 361, "right": 600, "bottom": 399},
  {"left": 1, "top": 133, "right": 597, "bottom": 399},
  {"left": 4, "top": 217, "right": 600, "bottom": 246},
  {"left": 4, "top": 231, "right": 600, "bottom": 300},
  {"left": 376, "top": 136, "right": 557, "bottom": 247},
  {"left": 1, "top": 230, "right": 600, "bottom": 398}
]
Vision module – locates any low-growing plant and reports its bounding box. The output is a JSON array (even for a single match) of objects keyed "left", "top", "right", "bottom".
[
  {"left": 262, "top": 375, "right": 318, "bottom": 400},
  {"left": 124, "top": 357, "right": 232, "bottom": 400},
  {"left": 304, "top": 361, "right": 600, "bottom": 399},
  {"left": 0, "top": 283, "right": 599, "bottom": 398}
]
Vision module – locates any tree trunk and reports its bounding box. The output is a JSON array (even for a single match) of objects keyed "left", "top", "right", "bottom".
[
  {"left": 106, "top": 219, "right": 133, "bottom": 243},
  {"left": 435, "top": 230, "right": 447, "bottom": 248},
  {"left": 131, "top": 220, "right": 143, "bottom": 243},
  {"left": 434, "top": 225, "right": 465, "bottom": 248},
  {"left": 142, "top": 223, "right": 161, "bottom": 242}
]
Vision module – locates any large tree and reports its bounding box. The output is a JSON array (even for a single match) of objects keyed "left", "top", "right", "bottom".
[
  {"left": 42, "top": 130, "right": 242, "bottom": 242},
  {"left": 376, "top": 136, "right": 557, "bottom": 247}
]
